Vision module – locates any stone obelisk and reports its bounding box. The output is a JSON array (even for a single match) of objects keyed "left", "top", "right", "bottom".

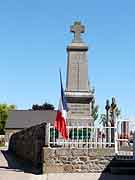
[{"left": 65, "top": 21, "right": 94, "bottom": 126}]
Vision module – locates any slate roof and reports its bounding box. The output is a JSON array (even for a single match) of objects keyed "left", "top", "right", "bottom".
[{"left": 5, "top": 110, "right": 57, "bottom": 129}]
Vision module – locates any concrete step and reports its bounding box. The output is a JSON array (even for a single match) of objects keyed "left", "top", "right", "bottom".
[
  {"left": 111, "top": 160, "right": 135, "bottom": 167},
  {"left": 110, "top": 157, "right": 135, "bottom": 174},
  {"left": 111, "top": 167, "right": 135, "bottom": 174},
  {"left": 116, "top": 155, "right": 133, "bottom": 160}
]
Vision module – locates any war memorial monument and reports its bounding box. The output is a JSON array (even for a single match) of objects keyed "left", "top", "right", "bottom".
[{"left": 65, "top": 21, "right": 94, "bottom": 126}]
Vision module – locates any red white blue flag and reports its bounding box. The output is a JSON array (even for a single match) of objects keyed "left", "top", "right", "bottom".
[{"left": 54, "top": 70, "right": 68, "bottom": 140}]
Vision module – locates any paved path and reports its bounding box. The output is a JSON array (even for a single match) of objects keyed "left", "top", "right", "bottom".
[
  {"left": 48, "top": 173, "right": 135, "bottom": 180},
  {"left": 0, "top": 148, "right": 43, "bottom": 180},
  {"left": 0, "top": 147, "right": 135, "bottom": 180}
]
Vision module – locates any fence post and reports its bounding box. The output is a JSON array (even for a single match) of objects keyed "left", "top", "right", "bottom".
[
  {"left": 133, "top": 131, "right": 135, "bottom": 160},
  {"left": 115, "top": 120, "right": 118, "bottom": 155}
]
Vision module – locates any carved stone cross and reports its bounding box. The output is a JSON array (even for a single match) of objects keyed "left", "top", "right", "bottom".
[{"left": 70, "top": 21, "right": 85, "bottom": 42}]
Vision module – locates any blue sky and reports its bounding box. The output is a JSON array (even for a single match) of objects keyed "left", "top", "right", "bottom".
[{"left": 0, "top": 0, "right": 135, "bottom": 118}]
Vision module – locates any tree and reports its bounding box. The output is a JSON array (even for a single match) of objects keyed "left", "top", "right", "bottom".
[
  {"left": 115, "top": 107, "right": 121, "bottom": 119},
  {"left": 99, "top": 107, "right": 121, "bottom": 126},
  {"left": 91, "top": 96, "right": 99, "bottom": 122},
  {"left": 99, "top": 114, "right": 107, "bottom": 126},
  {"left": 32, "top": 102, "right": 55, "bottom": 111},
  {"left": 100, "top": 98, "right": 121, "bottom": 146},
  {"left": 92, "top": 105, "right": 99, "bottom": 122},
  {"left": 0, "top": 104, "right": 16, "bottom": 134}
]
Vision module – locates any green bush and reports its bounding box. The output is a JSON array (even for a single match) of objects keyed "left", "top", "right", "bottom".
[{"left": 69, "top": 128, "right": 91, "bottom": 139}]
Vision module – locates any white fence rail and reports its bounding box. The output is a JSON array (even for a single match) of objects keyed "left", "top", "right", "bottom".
[
  {"left": 48, "top": 119, "right": 135, "bottom": 160},
  {"left": 115, "top": 119, "right": 135, "bottom": 159},
  {"left": 48, "top": 125, "right": 115, "bottom": 149}
]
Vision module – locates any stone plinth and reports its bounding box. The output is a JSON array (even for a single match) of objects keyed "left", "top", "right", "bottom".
[{"left": 42, "top": 147, "right": 115, "bottom": 174}]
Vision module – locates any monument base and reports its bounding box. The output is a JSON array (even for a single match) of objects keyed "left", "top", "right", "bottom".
[{"left": 65, "top": 91, "right": 94, "bottom": 126}]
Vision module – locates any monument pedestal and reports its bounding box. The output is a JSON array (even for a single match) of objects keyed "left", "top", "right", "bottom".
[{"left": 65, "top": 91, "right": 93, "bottom": 126}]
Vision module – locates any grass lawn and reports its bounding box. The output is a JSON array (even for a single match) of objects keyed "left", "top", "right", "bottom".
[{"left": 0, "top": 143, "right": 5, "bottom": 147}]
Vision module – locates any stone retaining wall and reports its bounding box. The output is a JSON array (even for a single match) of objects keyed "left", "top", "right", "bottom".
[
  {"left": 42, "top": 147, "right": 115, "bottom": 173},
  {"left": 9, "top": 123, "right": 47, "bottom": 166}
]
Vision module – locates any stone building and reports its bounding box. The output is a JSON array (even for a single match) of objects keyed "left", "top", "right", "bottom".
[{"left": 5, "top": 110, "right": 56, "bottom": 144}]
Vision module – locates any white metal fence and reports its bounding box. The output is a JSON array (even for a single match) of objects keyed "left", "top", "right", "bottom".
[
  {"left": 48, "top": 124, "right": 115, "bottom": 149},
  {"left": 48, "top": 119, "right": 135, "bottom": 160},
  {"left": 115, "top": 119, "right": 135, "bottom": 159}
]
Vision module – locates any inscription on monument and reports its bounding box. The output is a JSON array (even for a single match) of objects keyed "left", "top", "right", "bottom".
[
  {"left": 68, "top": 103, "right": 90, "bottom": 116},
  {"left": 70, "top": 53, "right": 86, "bottom": 64}
]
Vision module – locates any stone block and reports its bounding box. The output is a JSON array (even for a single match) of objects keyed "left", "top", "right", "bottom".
[
  {"left": 64, "top": 165, "right": 73, "bottom": 172},
  {"left": 73, "top": 164, "right": 81, "bottom": 169},
  {"left": 48, "top": 159, "right": 55, "bottom": 165},
  {"left": 72, "top": 149, "right": 88, "bottom": 156},
  {"left": 89, "top": 156, "right": 97, "bottom": 160},
  {"left": 72, "top": 158, "right": 80, "bottom": 165},
  {"left": 55, "top": 149, "right": 72, "bottom": 156},
  {"left": 55, "top": 160, "right": 61, "bottom": 164},
  {"left": 74, "top": 168, "right": 82, "bottom": 173},
  {"left": 58, "top": 156, "right": 68, "bottom": 161},
  {"left": 99, "top": 159, "right": 109, "bottom": 165},
  {"left": 78, "top": 161, "right": 84, "bottom": 165},
  {"left": 43, "top": 164, "right": 64, "bottom": 173},
  {"left": 47, "top": 149, "right": 56, "bottom": 158},
  {"left": 88, "top": 149, "right": 115, "bottom": 157},
  {"left": 68, "top": 156, "right": 77, "bottom": 161},
  {"left": 81, "top": 164, "right": 88, "bottom": 170},
  {"left": 79, "top": 156, "right": 88, "bottom": 162}
]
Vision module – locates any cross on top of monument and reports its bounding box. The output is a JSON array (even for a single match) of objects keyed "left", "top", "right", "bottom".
[{"left": 70, "top": 21, "right": 85, "bottom": 43}]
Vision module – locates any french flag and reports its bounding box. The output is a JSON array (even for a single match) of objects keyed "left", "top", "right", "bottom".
[{"left": 54, "top": 70, "right": 68, "bottom": 140}]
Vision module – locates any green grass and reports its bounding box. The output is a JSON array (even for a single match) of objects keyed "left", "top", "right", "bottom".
[{"left": 0, "top": 143, "right": 5, "bottom": 147}]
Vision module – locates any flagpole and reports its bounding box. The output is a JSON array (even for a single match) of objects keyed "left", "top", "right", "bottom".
[{"left": 54, "top": 69, "right": 68, "bottom": 146}]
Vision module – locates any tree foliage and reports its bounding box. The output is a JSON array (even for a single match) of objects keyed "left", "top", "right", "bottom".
[
  {"left": 100, "top": 108, "right": 121, "bottom": 126},
  {"left": 115, "top": 107, "right": 121, "bottom": 118},
  {"left": 99, "top": 114, "right": 107, "bottom": 126},
  {"left": 32, "top": 102, "right": 55, "bottom": 111},
  {"left": 0, "top": 104, "right": 16, "bottom": 134},
  {"left": 92, "top": 105, "right": 99, "bottom": 122}
]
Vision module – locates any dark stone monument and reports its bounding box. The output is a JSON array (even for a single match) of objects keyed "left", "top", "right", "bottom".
[{"left": 65, "top": 21, "right": 94, "bottom": 126}]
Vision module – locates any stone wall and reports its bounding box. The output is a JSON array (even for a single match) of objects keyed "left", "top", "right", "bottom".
[
  {"left": 42, "top": 147, "right": 115, "bottom": 173},
  {"left": 5, "top": 129, "right": 21, "bottom": 146},
  {"left": 0, "top": 135, "right": 5, "bottom": 145},
  {"left": 9, "top": 123, "right": 47, "bottom": 166}
]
